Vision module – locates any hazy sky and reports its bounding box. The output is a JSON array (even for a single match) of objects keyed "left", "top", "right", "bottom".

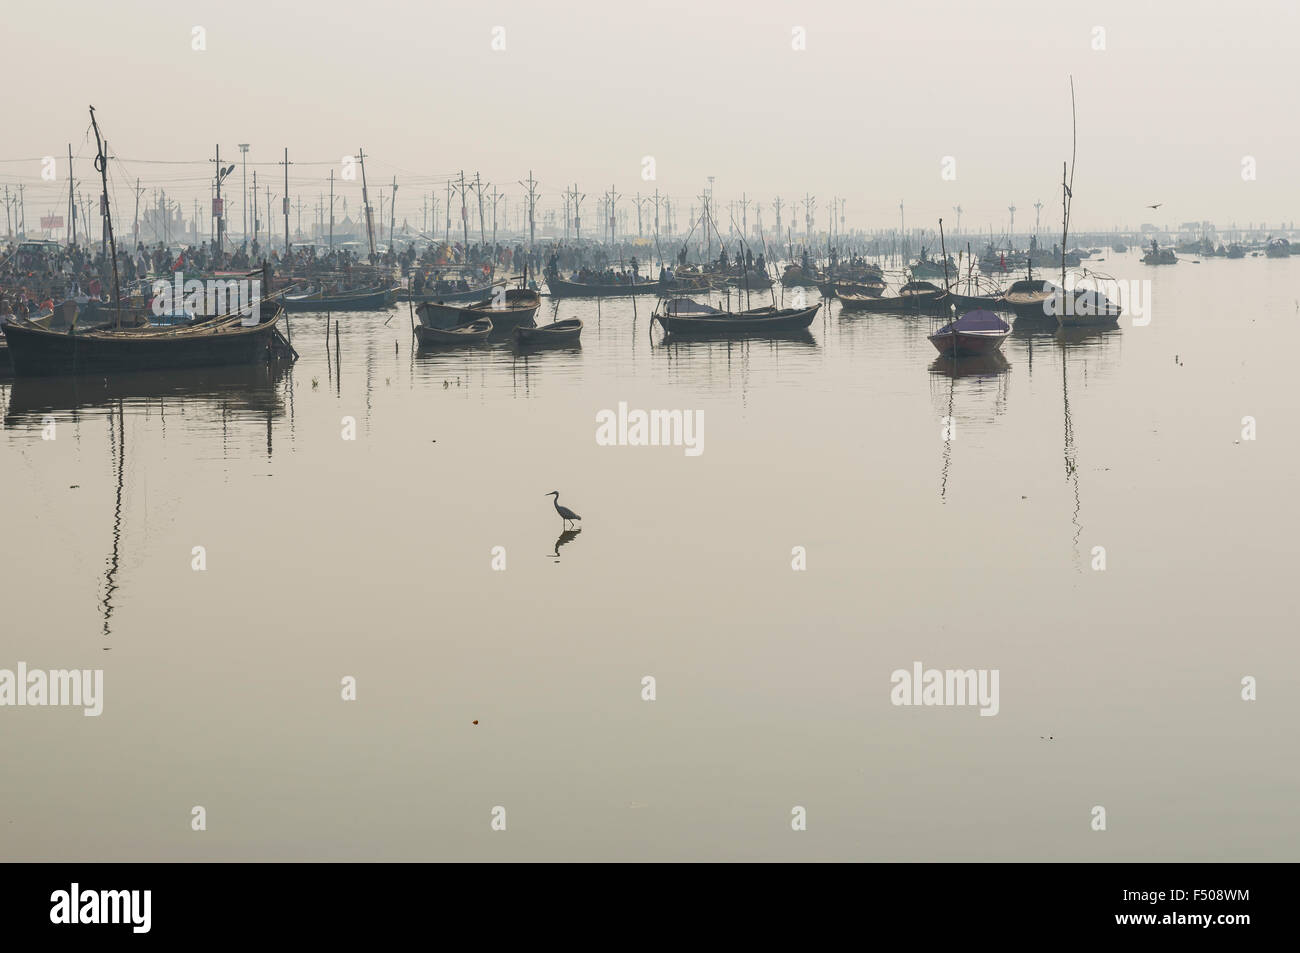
[{"left": 3, "top": 0, "right": 1298, "bottom": 237}]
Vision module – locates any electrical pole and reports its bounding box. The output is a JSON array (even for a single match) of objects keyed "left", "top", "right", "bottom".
[
  {"left": 490, "top": 184, "right": 502, "bottom": 246},
  {"left": 472, "top": 172, "right": 486, "bottom": 246},
  {"left": 329, "top": 169, "right": 334, "bottom": 250},
  {"left": 454, "top": 171, "right": 470, "bottom": 250},
  {"left": 569, "top": 185, "right": 585, "bottom": 244},
  {"left": 238, "top": 143, "right": 249, "bottom": 240},
  {"left": 605, "top": 185, "right": 620, "bottom": 246},
  {"left": 67, "top": 144, "right": 75, "bottom": 246},
  {"left": 280, "top": 148, "right": 292, "bottom": 256},
  {"left": 133, "top": 178, "right": 144, "bottom": 248},
  {"left": 211, "top": 144, "right": 225, "bottom": 252},
  {"left": 519, "top": 171, "right": 538, "bottom": 250},
  {"left": 705, "top": 176, "right": 715, "bottom": 258}
]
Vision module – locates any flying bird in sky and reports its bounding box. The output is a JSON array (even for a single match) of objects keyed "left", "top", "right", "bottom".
[{"left": 1146, "top": 203, "right": 1163, "bottom": 209}]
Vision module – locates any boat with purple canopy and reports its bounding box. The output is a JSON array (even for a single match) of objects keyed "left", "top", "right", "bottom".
[{"left": 928, "top": 309, "right": 1011, "bottom": 358}]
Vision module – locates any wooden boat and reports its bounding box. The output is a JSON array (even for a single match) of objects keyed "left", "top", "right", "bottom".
[
  {"left": 945, "top": 290, "right": 1005, "bottom": 312},
  {"left": 1056, "top": 287, "right": 1122, "bottom": 328},
  {"left": 513, "top": 319, "right": 582, "bottom": 346},
  {"left": 819, "top": 272, "right": 885, "bottom": 297},
  {"left": 1265, "top": 238, "right": 1291, "bottom": 258},
  {"left": 834, "top": 278, "right": 886, "bottom": 297},
  {"left": 836, "top": 289, "right": 885, "bottom": 311},
  {"left": 281, "top": 285, "right": 395, "bottom": 311},
  {"left": 1141, "top": 242, "right": 1177, "bottom": 265},
  {"left": 928, "top": 310, "right": 1011, "bottom": 358},
  {"left": 1, "top": 303, "right": 286, "bottom": 377},
  {"left": 720, "top": 269, "right": 773, "bottom": 289},
  {"left": 654, "top": 298, "right": 820, "bottom": 335},
  {"left": 417, "top": 288, "right": 540, "bottom": 331},
  {"left": 545, "top": 271, "right": 703, "bottom": 298},
  {"left": 909, "top": 251, "right": 957, "bottom": 279},
  {"left": 399, "top": 283, "right": 505, "bottom": 303},
  {"left": 837, "top": 281, "right": 946, "bottom": 314},
  {"left": 413, "top": 317, "right": 492, "bottom": 347},
  {"left": 1002, "top": 278, "right": 1056, "bottom": 320},
  {"left": 779, "top": 264, "right": 821, "bottom": 288}
]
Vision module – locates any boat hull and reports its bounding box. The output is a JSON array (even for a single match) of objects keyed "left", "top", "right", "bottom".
[
  {"left": 545, "top": 274, "right": 691, "bottom": 298},
  {"left": 282, "top": 287, "right": 395, "bottom": 311},
  {"left": 656, "top": 303, "right": 820, "bottom": 336},
  {"left": 417, "top": 290, "right": 540, "bottom": 330},
  {"left": 1, "top": 312, "right": 283, "bottom": 377},
  {"left": 839, "top": 292, "right": 947, "bottom": 314},
  {"left": 414, "top": 319, "right": 492, "bottom": 346},
  {"left": 398, "top": 283, "right": 502, "bottom": 303},
  {"left": 513, "top": 320, "right": 582, "bottom": 346},
  {"left": 927, "top": 329, "right": 1009, "bottom": 357}
]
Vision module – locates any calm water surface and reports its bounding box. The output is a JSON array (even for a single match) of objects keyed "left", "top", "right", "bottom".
[{"left": 2, "top": 252, "right": 1297, "bottom": 860}]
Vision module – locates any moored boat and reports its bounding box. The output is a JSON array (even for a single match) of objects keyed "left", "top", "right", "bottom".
[
  {"left": 1002, "top": 278, "right": 1056, "bottom": 320},
  {"left": 281, "top": 285, "right": 395, "bottom": 311},
  {"left": 1141, "top": 241, "right": 1177, "bottom": 265},
  {"left": 927, "top": 309, "right": 1011, "bottom": 358},
  {"left": 834, "top": 279, "right": 886, "bottom": 299},
  {"left": 2, "top": 304, "right": 287, "bottom": 377},
  {"left": 413, "top": 317, "right": 492, "bottom": 347},
  {"left": 545, "top": 270, "right": 702, "bottom": 298},
  {"left": 417, "top": 288, "right": 540, "bottom": 331},
  {"left": 513, "top": 318, "right": 583, "bottom": 346},
  {"left": 654, "top": 298, "right": 820, "bottom": 335},
  {"left": 837, "top": 280, "right": 946, "bottom": 314},
  {"left": 1055, "top": 285, "right": 1123, "bottom": 328}
]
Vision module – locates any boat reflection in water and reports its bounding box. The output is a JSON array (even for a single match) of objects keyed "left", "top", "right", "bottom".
[
  {"left": 3, "top": 360, "right": 291, "bottom": 426},
  {"left": 930, "top": 348, "right": 1011, "bottom": 503},
  {"left": 656, "top": 329, "right": 817, "bottom": 350},
  {"left": 928, "top": 351, "right": 1010, "bottom": 379}
]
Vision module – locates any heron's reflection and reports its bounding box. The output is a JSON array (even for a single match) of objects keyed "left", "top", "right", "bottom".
[{"left": 550, "top": 527, "right": 582, "bottom": 560}]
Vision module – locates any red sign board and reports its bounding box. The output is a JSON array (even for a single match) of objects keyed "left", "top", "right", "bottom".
[
  {"left": 212, "top": 198, "right": 224, "bottom": 216},
  {"left": 41, "top": 215, "right": 65, "bottom": 229}
]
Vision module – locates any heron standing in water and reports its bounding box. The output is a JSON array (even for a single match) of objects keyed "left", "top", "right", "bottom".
[{"left": 546, "top": 491, "right": 582, "bottom": 529}]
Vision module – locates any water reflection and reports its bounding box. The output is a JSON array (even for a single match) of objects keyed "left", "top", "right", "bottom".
[
  {"left": 929, "top": 350, "right": 1011, "bottom": 502},
  {"left": 928, "top": 351, "right": 1010, "bottom": 379},
  {"left": 551, "top": 527, "right": 582, "bottom": 561},
  {"left": 3, "top": 362, "right": 291, "bottom": 425},
  {"left": 101, "top": 400, "right": 124, "bottom": 644}
]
